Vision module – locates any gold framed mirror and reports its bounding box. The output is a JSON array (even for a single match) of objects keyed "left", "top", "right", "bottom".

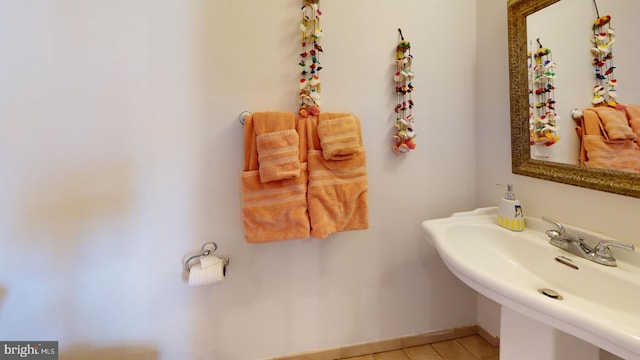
[{"left": 508, "top": 0, "right": 640, "bottom": 198}]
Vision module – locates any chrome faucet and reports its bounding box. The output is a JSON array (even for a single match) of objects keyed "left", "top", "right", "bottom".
[{"left": 543, "top": 217, "right": 635, "bottom": 267}]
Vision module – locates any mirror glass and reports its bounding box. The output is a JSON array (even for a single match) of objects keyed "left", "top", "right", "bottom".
[
  {"left": 526, "top": 0, "right": 640, "bottom": 166},
  {"left": 508, "top": 0, "right": 640, "bottom": 198}
]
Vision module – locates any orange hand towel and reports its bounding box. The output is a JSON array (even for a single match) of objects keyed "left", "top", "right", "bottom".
[
  {"left": 306, "top": 113, "right": 369, "bottom": 239},
  {"left": 253, "top": 112, "right": 301, "bottom": 183},
  {"left": 241, "top": 113, "right": 310, "bottom": 243},
  {"left": 316, "top": 114, "right": 363, "bottom": 161},
  {"left": 624, "top": 105, "right": 640, "bottom": 143},
  {"left": 590, "top": 107, "right": 638, "bottom": 142}
]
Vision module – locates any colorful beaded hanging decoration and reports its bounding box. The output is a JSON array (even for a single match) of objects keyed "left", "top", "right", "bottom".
[
  {"left": 591, "top": 11, "right": 620, "bottom": 108},
  {"left": 392, "top": 29, "right": 416, "bottom": 155},
  {"left": 298, "top": 0, "right": 323, "bottom": 118},
  {"left": 529, "top": 39, "right": 559, "bottom": 146}
]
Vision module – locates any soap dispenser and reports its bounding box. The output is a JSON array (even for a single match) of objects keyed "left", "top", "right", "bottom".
[{"left": 497, "top": 184, "right": 524, "bottom": 231}]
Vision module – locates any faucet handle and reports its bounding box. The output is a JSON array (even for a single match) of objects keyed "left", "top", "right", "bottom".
[
  {"left": 592, "top": 240, "right": 635, "bottom": 266},
  {"left": 594, "top": 240, "right": 635, "bottom": 256},
  {"left": 542, "top": 217, "right": 584, "bottom": 243},
  {"left": 542, "top": 216, "right": 566, "bottom": 233}
]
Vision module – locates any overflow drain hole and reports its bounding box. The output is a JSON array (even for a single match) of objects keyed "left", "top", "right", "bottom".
[{"left": 538, "top": 288, "right": 563, "bottom": 300}]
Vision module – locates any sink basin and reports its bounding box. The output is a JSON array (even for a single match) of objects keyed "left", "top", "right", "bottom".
[{"left": 422, "top": 207, "right": 640, "bottom": 360}]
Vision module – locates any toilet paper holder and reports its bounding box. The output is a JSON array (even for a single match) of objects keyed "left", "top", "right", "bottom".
[{"left": 184, "top": 242, "right": 230, "bottom": 273}]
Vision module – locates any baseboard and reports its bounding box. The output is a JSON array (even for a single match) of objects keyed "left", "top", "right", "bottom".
[
  {"left": 478, "top": 326, "right": 500, "bottom": 347},
  {"left": 272, "top": 324, "right": 497, "bottom": 360}
]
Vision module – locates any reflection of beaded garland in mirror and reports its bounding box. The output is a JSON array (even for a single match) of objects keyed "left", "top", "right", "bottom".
[
  {"left": 298, "top": 0, "right": 323, "bottom": 118},
  {"left": 529, "top": 42, "right": 559, "bottom": 147},
  {"left": 392, "top": 29, "right": 416, "bottom": 155},
  {"left": 591, "top": 15, "right": 621, "bottom": 109}
]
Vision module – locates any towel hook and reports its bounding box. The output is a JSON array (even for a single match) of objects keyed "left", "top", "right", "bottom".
[
  {"left": 570, "top": 108, "right": 583, "bottom": 120},
  {"left": 184, "top": 242, "right": 229, "bottom": 273},
  {"left": 239, "top": 111, "right": 252, "bottom": 126}
]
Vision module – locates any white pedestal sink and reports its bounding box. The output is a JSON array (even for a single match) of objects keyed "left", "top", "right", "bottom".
[{"left": 421, "top": 207, "right": 640, "bottom": 360}]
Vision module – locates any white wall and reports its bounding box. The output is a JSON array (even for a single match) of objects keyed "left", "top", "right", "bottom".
[{"left": 0, "top": 1, "right": 479, "bottom": 359}]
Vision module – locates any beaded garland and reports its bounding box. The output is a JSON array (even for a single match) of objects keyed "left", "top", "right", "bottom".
[
  {"left": 392, "top": 29, "right": 416, "bottom": 155},
  {"left": 591, "top": 15, "right": 619, "bottom": 108},
  {"left": 298, "top": 0, "right": 323, "bottom": 118},
  {"left": 529, "top": 40, "right": 559, "bottom": 146}
]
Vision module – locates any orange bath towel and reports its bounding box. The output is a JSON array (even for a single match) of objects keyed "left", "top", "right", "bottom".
[
  {"left": 253, "top": 112, "right": 301, "bottom": 183},
  {"left": 316, "top": 114, "right": 363, "bottom": 161},
  {"left": 582, "top": 135, "right": 640, "bottom": 172},
  {"left": 581, "top": 109, "right": 603, "bottom": 137},
  {"left": 306, "top": 113, "right": 369, "bottom": 239},
  {"left": 241, "top": 113, "right": 310, "bottom": 243}
]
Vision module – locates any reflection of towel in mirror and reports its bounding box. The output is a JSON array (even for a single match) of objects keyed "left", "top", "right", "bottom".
[
  {"left": 579, "top": 109, "right": 640, "bottom": 173},
  {"left": 624, "top": 105, "right": 640, "bottom": 143},
  {"left": 581, "top": 136, "right": 640, "bottom": 172},
  {"left": 590, "top": 106, "right": 638, "bottom": 142}
]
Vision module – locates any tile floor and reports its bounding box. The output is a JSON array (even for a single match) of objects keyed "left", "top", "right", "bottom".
[{"left": 341, "top": 335, "right": 499, "bottom": 360}]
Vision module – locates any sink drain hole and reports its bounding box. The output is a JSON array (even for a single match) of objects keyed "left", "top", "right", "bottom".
[{"left": 538, "top": 288, "right": 563, "bottom": 300}]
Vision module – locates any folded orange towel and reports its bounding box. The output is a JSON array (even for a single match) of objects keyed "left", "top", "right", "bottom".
[
  {"left": 625, "top": 105, "right": 640, "bottom": 143},
  {"left": 317, "top": 114, "right": 363, "bottom": 160},
  {"left": 253, "top": 112, "right": 300, "bottom": 183},
  {"left": 241, "top": 113, "right": 310, "bottom": 243},
  {"left": 306, "top": 113, "right": 369, "bottom": 239},
  {"left": 590, "top": 107, "right": 638, "bottom": 142}
]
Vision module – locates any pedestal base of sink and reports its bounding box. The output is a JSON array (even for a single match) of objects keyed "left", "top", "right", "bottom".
[{"left": 501, "top": 306, "right": 599, "bottom": 360}]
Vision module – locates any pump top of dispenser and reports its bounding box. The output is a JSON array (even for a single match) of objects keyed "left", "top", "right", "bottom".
[{"left": 503, "top": 184, "right": 516, "bottom": 200}]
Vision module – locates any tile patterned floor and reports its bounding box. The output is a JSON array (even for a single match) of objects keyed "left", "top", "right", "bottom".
[{"left": 341, "top": 335, "right": 499, "bottom": 360}]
